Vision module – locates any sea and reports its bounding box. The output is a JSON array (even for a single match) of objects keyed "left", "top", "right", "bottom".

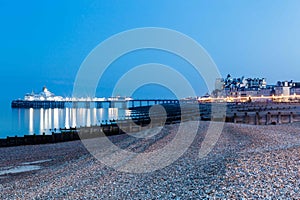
[{"left": 0, "top": 102, "right": 131, "bottom": 139}]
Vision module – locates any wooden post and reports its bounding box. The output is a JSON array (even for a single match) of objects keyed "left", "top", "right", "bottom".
[
  {"left": 233, "top": 113, "right": 237, "bottom": 123},
  {"left": 52, "top": 132, "right": 55, "bottom": 142},
  {"left": 118, "top": 126, "right": 122, "bottom": 134},
  {"left": 244, "top": 112, "right": 249, "bottom": 124},
  {"left": 255, "top": 112, "right": 259, "bottom": 125},
  {"left": 33, "top": 134, "right": 37, "bottom": 144},
  {"left": 277, "top": 112, "right": 282, "bottom": 124},
  {"left": 266, "top": 112, "right": 271, "bottom": 125},
  {"left": 61, "top": 133, "right": 64, "bottom": 142},
  {"left": 70, "top": 132, "right": 74, "bottom": 140},
  {"left": 289, "top": 112, "right": 293, "bottom": 123}
]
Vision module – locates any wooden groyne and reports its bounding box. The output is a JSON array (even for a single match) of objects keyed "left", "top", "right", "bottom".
[
  {"left": 0, "top": 131, "right": 79, "bottom": 147},
  {"left": 223, "top": 102, "right": 300, "bottom": 125},
  {"left": 0, "top": 117, "right": 178, "bottom": 148},
  {"left": 226, "top": 111, "right": 300, "bottom": 125}
]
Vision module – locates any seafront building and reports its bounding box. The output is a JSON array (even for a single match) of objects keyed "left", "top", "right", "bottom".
[
  {"left": 203, "top": 74, "right": 300, "bottom": 102},
  {"left": 213, "top": 74, "right": 270, "bottom": 98},
  {"left": 290, "top": 82, "right": 300, "bottom": 95}
]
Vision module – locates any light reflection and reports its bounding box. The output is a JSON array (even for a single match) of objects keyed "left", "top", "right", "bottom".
[
  {"left": 93, "top": 108, "right": 97, "bottom": 125},
  {"left": 48, "top": 109, "right": 52, "bottom": 130},
  {"left": 108, "top": 108, "right": 118, "bottom": 120},
  {"left": 44, "top": 109, "right": 49, "bottom": 130},
  {"left": 86, "top": 109, "right": 91, "bottom": 127},
  {"left": 40, "top": 108, "right": 44, "bottom": 133},
  {"left": 71, "top": 108, "right": 77, "bottom": 127},
  {"left": 22, "top": 107, "right": 127, "bottom": 135},
  {"left": 65, "top": 108, "right": 70, "bottom": 128},
  {"left": 29, "top": 108, "right": 34, "bottom": 134},
  {"left": 18, "top": 109, "right": 21, "bottom": 130},
  {"left": 79, "top": 108, "right": 85, "bottom": 126},
  {"left": 99, "top": 109, "right": 103, "bottom": 122},
  {"left": 53, "top": 108, "right": 59, "bottom": 129},
  {"left": 125, "top": 109, "right": 131, "bottom": 118}
]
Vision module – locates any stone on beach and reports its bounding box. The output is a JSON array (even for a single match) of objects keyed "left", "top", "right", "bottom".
[{"left": 1, "top": 121, "right": 300, "bottom": 199}]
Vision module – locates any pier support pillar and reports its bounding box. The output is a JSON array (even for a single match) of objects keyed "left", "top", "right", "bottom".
[
  {"left": 121, "top": 102, "right": 127, "bottom": 109},
  {"left": 72, "top": 102, "right": 78, "bottom": 108},
  {"left": 96, "top": 102, "right": 103, "bottom": 108},
  {"left": 85, "top": 102, "right": 90, "bottom": 108}
]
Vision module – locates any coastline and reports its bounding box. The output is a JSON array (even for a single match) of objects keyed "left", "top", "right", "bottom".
[
  {"left": 1, "top": 121, "right": 300, "bottom": 198},
  {"left": 2, "top": 102, "right": 300, "bottom": 147}
]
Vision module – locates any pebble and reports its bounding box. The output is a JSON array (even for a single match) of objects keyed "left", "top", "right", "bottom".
[{"left": 1, "top": 121, "right": 300, "bottom": 199}]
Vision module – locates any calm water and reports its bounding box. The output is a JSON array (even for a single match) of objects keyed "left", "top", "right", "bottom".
[{"left": 0, "top": 103, "right": 131, "bottom": 138}]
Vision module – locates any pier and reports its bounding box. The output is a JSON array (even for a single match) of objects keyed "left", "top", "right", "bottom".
[
  {"left": 12, "top": 86, "right": 185, "bottom": 109},
  {"left": 11, "top": 99, "right": 187, "bottom": 109}
]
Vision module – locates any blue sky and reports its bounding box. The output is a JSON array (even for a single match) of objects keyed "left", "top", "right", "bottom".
[{"left": 1, "top": 0, "right": 300, "bottom": 102}]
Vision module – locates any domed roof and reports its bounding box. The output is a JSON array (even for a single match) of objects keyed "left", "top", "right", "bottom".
[{"left": 40, "top": 86, "right": 54, "bottom": 98}]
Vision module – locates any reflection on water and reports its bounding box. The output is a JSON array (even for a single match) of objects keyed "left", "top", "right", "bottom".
[
  {"left": 10, "top": 108, "right": 129, "bottom": 136},
  {"left": 65, "top": 108, "right": 70, "bottom": 128},
  {"left": 29, "top": 108, "right": 33, "bottom": 134}
]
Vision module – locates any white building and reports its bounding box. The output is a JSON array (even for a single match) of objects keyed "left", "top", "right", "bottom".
[
  {"left": 213, "top": 74, "right": 270, "bottom": 98},
  {"left": 24, "top": 86, "right": 63, "bottom": 101}
]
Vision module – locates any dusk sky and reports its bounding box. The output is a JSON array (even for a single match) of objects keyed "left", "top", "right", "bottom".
[{"left": 1, "top": 0, "right": 300, "bottom": 102}]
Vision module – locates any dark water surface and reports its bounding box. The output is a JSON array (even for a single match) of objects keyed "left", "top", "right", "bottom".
[{"left": 0, "top": 102, "right": 130, "bottom": 138}]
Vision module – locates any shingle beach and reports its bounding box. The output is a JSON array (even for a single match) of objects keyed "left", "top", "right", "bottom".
[{"left": 1, "top": 121, "right": 300, "bottom": 199}]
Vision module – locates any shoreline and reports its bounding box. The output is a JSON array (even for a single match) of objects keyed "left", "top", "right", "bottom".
[
  {"left": 2, "top": 102, "right": 300, "bottom": 147},
  {"left": 0, "top": 103, "right": 300, "bottom": 141}
]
